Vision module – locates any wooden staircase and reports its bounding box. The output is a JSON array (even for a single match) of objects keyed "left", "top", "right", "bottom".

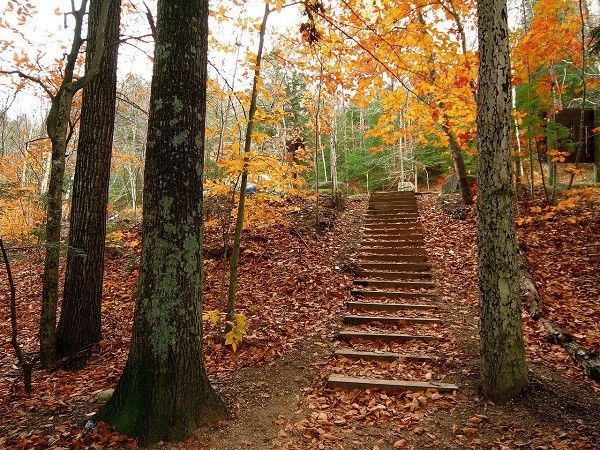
[{"left": 326, "top": 191, "right": 458, "bottom": 393}]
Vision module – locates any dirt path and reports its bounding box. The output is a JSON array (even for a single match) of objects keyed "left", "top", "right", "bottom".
[{"left": 202, "top": 339, "right": 330, "bottom": 450}]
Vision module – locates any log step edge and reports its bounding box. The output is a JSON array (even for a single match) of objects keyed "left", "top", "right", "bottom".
[
  {"left": 337, "top": 330, "right": 440, "bottom": 342},
  {"left": 346, "top": 301, "right": 438, "bottom": 311},
  {"left": 326, "top": 375, "right": 458, "bottom": 392},
  {"left": 334, "top": 349, "right": 434, "bottom": 361},
  {"left": 343, "top": 315, "right": 442, "bottom": 325}
]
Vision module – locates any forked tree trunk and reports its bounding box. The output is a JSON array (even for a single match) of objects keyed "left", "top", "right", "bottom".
[
  {"left": 95, "top": 0, "right": 228, "bottom": 444},
  {"left": 39, "top": 0, "right": 112, "bottom": 368},
  {"left": 57, "top": 0, "right": 121, "bottom": 358},
  {"left": 444, "top": 123, "right": 474, "bottom": 205},
  {"left": 476, "top": 0, "right": 528, "bottom": 403}
]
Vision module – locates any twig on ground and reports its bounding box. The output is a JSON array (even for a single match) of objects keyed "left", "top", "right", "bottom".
[{"left": 291, "top": 228, "right": 310, "bottom": 249}]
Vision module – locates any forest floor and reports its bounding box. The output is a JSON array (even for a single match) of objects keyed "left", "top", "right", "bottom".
[{"left": 0, "top": 187, "right": 599, "bottom": 449}]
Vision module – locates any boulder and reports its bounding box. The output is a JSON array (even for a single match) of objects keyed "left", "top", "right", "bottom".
[
  {"left": 397, "top": 181, "right": 415, "bottom": 191},
  {"left": 441, "top": 174, "right": 477, "bottom": 194}
]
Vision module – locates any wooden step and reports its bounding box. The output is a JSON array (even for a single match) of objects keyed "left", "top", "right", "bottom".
[
  {"left": 365, "top": 213, "right": 418, "bottom": 219},
  {"left": 369, "top": 199, "right": 416, "bottom": 204},
  {"left": 363, "top": 233, "right": 424, "bottom": 241},
  {"left": 364, "top": 221, "right": 420, "bottom": 227},
  {"left": 359, "top": 247, "right": 426, "bottom": 256},
  {"left": 364, "top": 227, "right": 421, "bottom": 233},
  {"left": 370, "top": 197, "right": 416, "bottom": 201},
  {"left": 368, "top": 204, "right": 417, "bottom": 209},
  {"left": 346, "top": 301, "right": 438, "bottom": 311},
  {"left": 343, "top": 315, "right": 442, "bottom": 325},
  {"left": 334, "top": 349, "right": 434, "bottom": 362},
  {"left": 370, "top": 198, "right": 415, "bottom": 202},
  {"left": 358, "top": 254, "right": 429, "bottom": 263},
  {"left": 360, "top": 240, "right": 425, "bottom": 248},
  {"left": 368, "top": 203, "right": 417, "bottom": 208},
  {"left": 359, "top": 245, "right": 426, "bottom": 255},
  {"left": 370, "top": 196, "right": 416, "bottom": 200},
  {"left": 371, "top": 191, "right": 415, "bottom": 195},
  {"left": 359, "top": 262, "right": 431, "bottom": 271},
  {"left": 358, "top": 270, "right": 433, "bottom": 280},
  {"left": 337, "top": 331, "right": 440, "bottom": 342},
  {"left": 367, "top": 203, "right": 416, "bottom": 208},
  {"left": 363, "top": 227, "right": 421, "bottom": 233},
  {"left": 351, "top": 289, "right": 437, "bottom": 299},
  {"left": 362, "top": 236, "right": 424, "bottom": 243},
  {"left": 365, "top": 216, "right": 418, "bottom": 222},
  {"left": 363, "top": 226, "right": 422, "bottom": 233},
  {"left": 326, "top": 375, "right": 458, "bottom": 392},
  {"left": 354, "top": 279, "right": 435, "bottom": 289},
  {"left": 366, "top": 209, "right": 417, "bottom": 214},
  {"left": 368, "top": 209, "right": 418, "bottom": 214},
  {"left": 370, "top": 191, "right": 415, "bottom": 198}
]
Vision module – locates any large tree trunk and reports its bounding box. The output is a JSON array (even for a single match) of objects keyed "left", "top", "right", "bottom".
[
  {"left": 57, "top": 0, "right": 121, "bottom": 358},
  {"left": 476, "top": 0, "right": 528, "bottom": 403},
  {"left": 95, "top": 0, "right": 228, "bottom": 444}
]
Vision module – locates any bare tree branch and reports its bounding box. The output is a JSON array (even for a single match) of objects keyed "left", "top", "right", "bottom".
[{"left": 0, "top": 70, "right": 55, "bottom": 98}]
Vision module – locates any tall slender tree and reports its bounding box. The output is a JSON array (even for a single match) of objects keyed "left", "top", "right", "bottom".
[
  {"left": 56, "top": 0, "right": 121, "bottom": 358},
  {"left": 95, "top": 0, "right": 228, "bottom": 444},
  {"left": 476, "top": 0, "right": 528, "bottom": 402},
  {"left": 38, "top": 0, "right": 112, "bottom": 367},
  {"left": 226, "top": 3, "right": 270, "bottom": 332}
]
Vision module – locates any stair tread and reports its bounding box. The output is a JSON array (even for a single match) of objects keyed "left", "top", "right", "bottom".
[
  {"left": 346, "top": 301, "right": 438, "bottom": 311},
  {"left": 326, "top": 375, "right": 458, "bottom": 392},
  {"left": 334, "top": 349, "right": 434, "bottom": 361},
  {"left": 338, "top": 330, "right": 440, "bottom": 342},
  {"left": 343, "top": 314, "right": 442, "bottom": 324},
  {"left": 352, "top": 289, "right": 437, "bottom": 298}
]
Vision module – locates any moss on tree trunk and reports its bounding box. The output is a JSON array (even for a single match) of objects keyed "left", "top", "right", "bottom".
[{"left": 95, "top": 0, "right": 228, "bottom": 444}]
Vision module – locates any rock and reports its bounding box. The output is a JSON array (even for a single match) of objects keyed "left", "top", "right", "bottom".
[
  {"left": 96, "top": 388, "right": 115, "bottom": 403},
  {"left": 397, "top": 181, "right": 415, "bottom": 191},
  {"left": 441, "top": 174, "right": 476, "bottom": 194}
]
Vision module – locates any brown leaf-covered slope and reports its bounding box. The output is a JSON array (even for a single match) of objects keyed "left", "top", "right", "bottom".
[{"left": 0, "top": 192, "right": 599, "bottom": 449}]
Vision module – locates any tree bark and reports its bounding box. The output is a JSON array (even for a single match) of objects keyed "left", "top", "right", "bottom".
[
  {"left": 95, "top": 0, "right": 228, "bottom": 444},
  {"left": 476, "top": 0, "right": 528, "bottom": 403},
  {"left": 542, "top": 320, "right": 600, "bottom": 383},
  {"left": 517, "top": 248, "right": 543, "bottom": 320},
  {"left": 444, "top": 123, "right": 474, "bottom": 205},
  {"left": 39, "top": 0, "right": 112, "bottom": 368},
  {"left": 57, "top": 0, "right": 121, "bottom": 358},
  {"left": 330, "top": 109, "right": 339, "bottom": 199},
  {"left": 226, "top": 3, "right": 270, "bottom": 332}
]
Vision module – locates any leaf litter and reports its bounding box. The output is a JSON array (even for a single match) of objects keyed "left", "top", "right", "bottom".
[{"left": 0, "top": 192, "right": 599, "bottom": 449}]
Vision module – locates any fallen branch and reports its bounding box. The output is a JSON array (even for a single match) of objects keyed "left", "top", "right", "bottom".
[
  {"left": 291, "top": 228, "right": 309, "bottom": 249},
  {"left": 541, "top": 319, "right": 600, "bottom": 383},
  {"left": 0, "top": 238, "right": 35, "bottom": 395},
  {"left": 517, "top": 247, "right": 543, "bottom": 320},
  {"left": 518, "top": 244, "right": 600, "bottom": 383}
]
